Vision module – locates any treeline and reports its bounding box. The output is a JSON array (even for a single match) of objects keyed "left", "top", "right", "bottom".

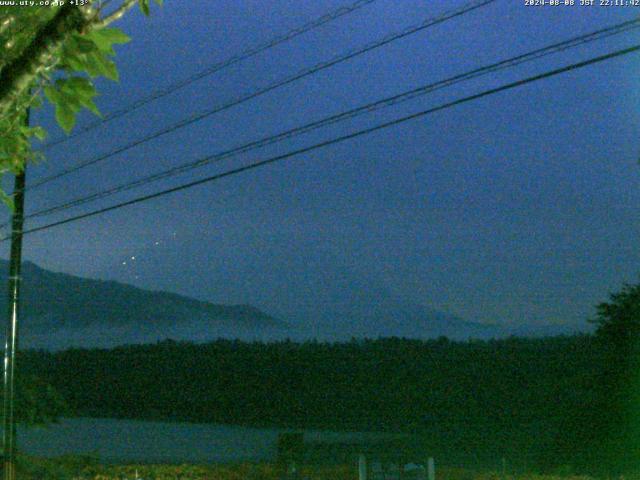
[{"left": 18, "top": 335, "right": 610, "bottom": 471}]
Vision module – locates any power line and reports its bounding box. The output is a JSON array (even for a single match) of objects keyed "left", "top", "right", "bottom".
[
  {"left": 7, "top": 43, "right": 639, "bottom": 241},
  {"left": 24, "top": 0, "right": 497, "bottom": 193},
  {"left": 40, "top": 0, "right": 379, "bottom": 151},
  {"left": 16, "top": 17, "right": 640, "bottom": 223}
]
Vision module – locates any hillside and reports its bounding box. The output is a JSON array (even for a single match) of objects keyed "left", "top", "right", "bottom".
[{"left": 0, "top": 261, "right": 287, "bottom": 349}]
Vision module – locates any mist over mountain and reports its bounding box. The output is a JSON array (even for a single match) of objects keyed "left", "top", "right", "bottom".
[
  {"left": 0, "top": 260, "right": 590, "bottom": 349},
  {"left": 0, "top": 261, "right": 287, "bottom": 349}
]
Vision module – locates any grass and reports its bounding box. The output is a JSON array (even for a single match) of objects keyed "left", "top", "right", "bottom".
[
  {"left": 16, "top": 456, "right": 356, "bottom": 480},
  {"left": 13, "top": 456, "right": 604, "bottom": 480},
  {"left": 84, "top": 463, "right": 357, "bottom": 480}
]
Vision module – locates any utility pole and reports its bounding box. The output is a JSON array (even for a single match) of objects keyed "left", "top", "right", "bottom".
[{"left": 3, "top": 109, "right": 29, "bottom": 480}]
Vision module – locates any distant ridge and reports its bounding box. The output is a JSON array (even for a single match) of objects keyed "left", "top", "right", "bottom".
[
  {"left": 0, "top": 260, "right": 287, "bottom": 349},
  {"left": 296, "top": 301, "right": 590, "bottom": 342}
]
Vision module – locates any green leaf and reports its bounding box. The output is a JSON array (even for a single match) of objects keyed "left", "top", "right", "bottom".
[
  {"left": 55, "top": 104, "right": 76, "bottom": 133},
  {"left": 0, "top": 189, "right": 15, "bottom": 212},
  {"left": 80, "top": 98, "right": 101, "bottom": 117},
  {"left": 138, "top": 0, "right": 150, "bottom": 16},
  {"left": 154, "top": 0, "right": 163, "bottom": 5},
  {"left": 60, "top": 77, "right": 96, "bottom": 100},
  {"left": 18, "top": 125, "right": 47, "bottom": 142},
  {"left": 77, "top": 53, "right": 102, "bottom": 78},
  {"left": 72, "top": 35, "right": 99, "bottom": 54},
  {"left": 45, "top": 76, "right": 101, "bottom": 131},
  {"left": 96, "top": 56, "right": 119, "bottom": 81},
  {"left": 60, "top": 52, "right": 88, "bottom": 74},
  {"left": 89, "top": 27, "right": 130, "bottom": 49},
  {"left": 43, "top": 85, "right": 60, "bottom": 105},
  {"left": 84, "top": 51, "right": 119, "bottom": 81},
  {"left": 85, "top": 27, "right": 130, "bottom": 55},
  {"left": 31, "top": 127, "right": 46, "bottom": 141},
  {"left": 52, "top": 82, "right": 82, "bottom": 111}
]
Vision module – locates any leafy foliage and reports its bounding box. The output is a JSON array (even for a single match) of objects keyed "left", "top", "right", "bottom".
[
  {"left": 44, "top": 77, "right": 100, "bottom": 132},
  {"left": 0, "top": 2, "right": 160, "bottom": 201},
  {"left": 0, "top": 373, "right": 68, "bottom": 426},
  {"left": 592, "top": 282, "right": 640, "bottom": 347},
  {"left": 548, "top": 281, "right": 640, "bottom": 475},
  {"left": 32, "top": 21, "right": 132, "bottom": 133},
  {"left": 16, "top": 453, "right": 98, "bottom": 480}
]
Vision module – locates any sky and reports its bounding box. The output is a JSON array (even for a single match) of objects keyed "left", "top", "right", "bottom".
[{"left": 2, "top": 0, "right": 640, "bottom": 333}]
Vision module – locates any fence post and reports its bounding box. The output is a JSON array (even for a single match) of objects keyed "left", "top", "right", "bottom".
[
  {"left": 427, "top": 457, "right": 435, "bottom": 480},
  {"left": 358, "top": 453, "right": 367, "bottom": 480}
]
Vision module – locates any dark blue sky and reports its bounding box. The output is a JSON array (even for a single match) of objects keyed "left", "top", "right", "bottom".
[{"left": 5, "top": 0, "right": 640, "bottom": 330}]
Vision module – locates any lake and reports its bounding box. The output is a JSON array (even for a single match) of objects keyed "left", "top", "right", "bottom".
[{"left": 15, "top": 417, "right": 402, "bottom": 463}]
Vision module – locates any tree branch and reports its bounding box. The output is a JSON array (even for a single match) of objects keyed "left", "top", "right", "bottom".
[{"left": 93, "top": 0, "right": 138, "bottom": 29}]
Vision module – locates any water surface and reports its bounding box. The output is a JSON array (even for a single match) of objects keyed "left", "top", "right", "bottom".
[{"left": 17, "top": 417, "right": 401, "bottom": 463}]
